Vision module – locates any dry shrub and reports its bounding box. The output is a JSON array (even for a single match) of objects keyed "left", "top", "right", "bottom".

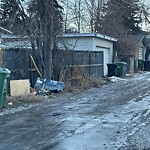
[
  {"left": 59, "top": 67, "right": 72, "bottom": 82},
  {"left": 82, "top": 76, "right": 109, "bottom": 89},
  {"left": 82, "top": 77, "right": 104, "bottom": 89},
  {"left": 65, "top": 76, "right": 109, "bottom": 92},
  {"left": 57, "top": 67, "right": 110, "bottom": 93}
]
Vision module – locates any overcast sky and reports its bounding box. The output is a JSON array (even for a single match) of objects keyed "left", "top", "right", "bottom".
[{"left": 0, "top": 0, "right": 148, "bottom": 32}]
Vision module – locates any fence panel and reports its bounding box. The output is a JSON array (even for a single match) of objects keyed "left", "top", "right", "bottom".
[
  {"left": 54, "top": 50, "right": 104, "bottom": 78},
  {"left": 0, "top": 49, "right": 104, "bottom": 85},
  {"left": 0, "top": 48, "right": 38, "bottom": 87}
]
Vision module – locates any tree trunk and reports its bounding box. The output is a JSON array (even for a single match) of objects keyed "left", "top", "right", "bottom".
[{"left": 43, "top": 0, "right": 54, "bottom": 79}]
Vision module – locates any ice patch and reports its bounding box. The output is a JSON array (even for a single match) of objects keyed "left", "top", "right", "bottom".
[{"left": 0, "top": 103, "right": 39, "bottom": 116}]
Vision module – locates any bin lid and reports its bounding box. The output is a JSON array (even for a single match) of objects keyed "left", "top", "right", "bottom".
[
  {"left": 117, "top": 62, "right": 127, "bottom": 65},
  {"left": 0, "top": 68, "right": 11, "bottom": 74},
  {"left": 107, "top": 63, "right": 117, "bottom": 66},
  {"left": 107, "top": 63, "right": 117, "bottom": 65}
]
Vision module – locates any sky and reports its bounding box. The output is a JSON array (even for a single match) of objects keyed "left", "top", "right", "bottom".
[{"left": 1, "top": 0, "right": 150, "bottom": 32}]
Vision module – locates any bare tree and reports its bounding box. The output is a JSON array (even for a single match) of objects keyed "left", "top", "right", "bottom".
[
  {"left": 61, "top": 0, "right": 85, "bottom": 33},
  {"left": 0, "top": 0, "right": 63, "bottom": 79},
  {"left": 95, "top": 0, "right": 150, "bottom": 60},
  {"left": 61, "top": 0, "right": 106, "bottom": 33},
  {"left": 84, "top": 0, "right": 106, "bottom": 32}
]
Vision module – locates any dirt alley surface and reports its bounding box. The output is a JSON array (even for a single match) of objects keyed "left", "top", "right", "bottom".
[{"left": 1, "top": 72, "right": 150, "bottom": 149}]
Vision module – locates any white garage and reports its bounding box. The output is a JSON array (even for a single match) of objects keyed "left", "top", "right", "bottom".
[{"left": 58, "top": 33, "right": 117, "bottom": 76}]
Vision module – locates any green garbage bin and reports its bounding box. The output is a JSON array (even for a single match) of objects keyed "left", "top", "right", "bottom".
[
  {"left": 138, "top": 59, "right": 144, "bottom": 70},
  {"left": 0, "top": 68, "right": 11, "bottom": 108},
  {"left": 116, "top": 62, "right": 127, "bottom": 77}
]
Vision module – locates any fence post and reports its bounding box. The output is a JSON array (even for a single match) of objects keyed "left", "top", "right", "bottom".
[{"left": 129, "top": 56, "right": 134, "bottom": 74}]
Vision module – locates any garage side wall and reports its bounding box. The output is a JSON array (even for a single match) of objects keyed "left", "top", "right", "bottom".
[{"left": 58, "top": 37, "right": 94, "bottom": 51}]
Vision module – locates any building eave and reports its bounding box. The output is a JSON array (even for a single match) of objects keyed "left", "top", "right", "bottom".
[{"left": 59, "top": 33, "right": 118, "bottom": 42}]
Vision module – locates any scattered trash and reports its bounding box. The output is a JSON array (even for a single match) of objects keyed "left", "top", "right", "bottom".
[
  {"left": 34, "top": 78, "right": 64, "bottom": 95},
  {"left": 8, "top": 102, "right": 12, "bottom": 105},
  {"left": 31, "top": 91, "right": 37, "bottom": 96},
  {"left": 52, "top": 112, "right": 62, "bottom": 116},
  {"left": 37, "top": 89, "right": 49, "bottom": 96}
]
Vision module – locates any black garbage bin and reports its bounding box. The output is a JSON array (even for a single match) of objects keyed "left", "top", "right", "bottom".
[
  {"left": 107, "top": 63, "right": 117, "bottom": 77},
  {"left": 144, "top": 61, "right": 150, "bottom": 71},
  {"left": 138, "top": 59, "right": 144, "bottom": 71}
]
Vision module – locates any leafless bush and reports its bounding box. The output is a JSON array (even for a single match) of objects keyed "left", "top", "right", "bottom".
[{"left": 64, "top": 76, "right": 109, "bottom": 92}]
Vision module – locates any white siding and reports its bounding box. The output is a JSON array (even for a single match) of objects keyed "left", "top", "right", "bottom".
[
  {"left": 138, "top": 42, "right": 145, "bottom": 60},
  {"left": 138, "top": 47, "right": 143, "bottom": 60},
  {"left": 94, "top": 38, "right": 113, "bottom": 59},
  {"left": 58, "top": 37, "right": 94, "bottom": 51}
]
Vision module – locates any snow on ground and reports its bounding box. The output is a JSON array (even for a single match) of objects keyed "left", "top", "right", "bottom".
[
  {"left": 52, "top": 72, "right": 150, "bottom": 150},
  {"left": 109, "top": 71, "right": 150, "bottom": 83},
  {"left": 1, "top": 71, "right": 150, "bottom": 149},
  {"left": 100, "top": 94, "right": 150, "bottom": 149},
  {"left": 55, "top": 94, "right": 150, "bottom": 150},
  {"left": 0, "top": 103, "right": 40, "bottom": 116},
  {"left": 109, "top": 76, "right": 127, "bottom": 83}
]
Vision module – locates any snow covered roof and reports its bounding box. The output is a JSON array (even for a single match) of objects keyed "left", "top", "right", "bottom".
[
  {"left": 59, "top": 33, "right": 118, "bottom": 42},
  {"left": 0, "top": 41, "right": 32, "bottom": 49},
  {"left": 0, "top": 26, "right": 32, "bottom": 49},
  {"left": 0, "top": 26, "right": 13, "bottom": 35},
  {"left": 0, "top": 35, "right": 32, "bottom": 49},
  {"left": 1, "top": 34, "right": 18, "bottom": 38}
]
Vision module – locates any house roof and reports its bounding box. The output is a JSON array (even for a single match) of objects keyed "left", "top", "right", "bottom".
[
  {"left": 133, "top": 34, "right": 150, "bottom": 47},
  {"left": 59, "top": 33, "right": 118, "bottom": 42},
  {"left": 0, "top": 26, "right": 13, "bottom": 35},
  {"left": 145, "top": 35, "right": 150, "bottom": 47},
  {"left": 133, "top": 34, "right": 145, "bottom": 43},
  {"left": 0, "top": 40, "right": 32, "bottom": 49},
  {"left": 0, "top": 27, "right": 32, "bottom": 49}
]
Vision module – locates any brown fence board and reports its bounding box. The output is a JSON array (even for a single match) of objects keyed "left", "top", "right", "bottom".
[{"left": 53, "top": 50, "right": 104, "bottom": 78}]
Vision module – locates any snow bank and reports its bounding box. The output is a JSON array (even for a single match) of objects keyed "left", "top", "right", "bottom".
[{"left": 109, "top": 76, "right": 126, "bottom": 83}]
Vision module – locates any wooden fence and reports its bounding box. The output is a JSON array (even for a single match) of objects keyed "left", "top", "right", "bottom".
[
  {"left": 53, "top": 50, "right": 104, "bottom": 80},
  {"left": 0, "top": 48, "right": 38, "bottom": 87},
  {"left": 0, "top": 49, "right": 104, "bottom": 86}
]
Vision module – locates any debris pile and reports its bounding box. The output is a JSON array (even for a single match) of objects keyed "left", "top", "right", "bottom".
[{"left": 34, "top": 78, "right": 64, "bottom": 96}]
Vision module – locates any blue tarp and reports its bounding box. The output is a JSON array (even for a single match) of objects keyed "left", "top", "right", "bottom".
[{"left": 34, "top": 78, "right": 64, "bottom": 91}]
